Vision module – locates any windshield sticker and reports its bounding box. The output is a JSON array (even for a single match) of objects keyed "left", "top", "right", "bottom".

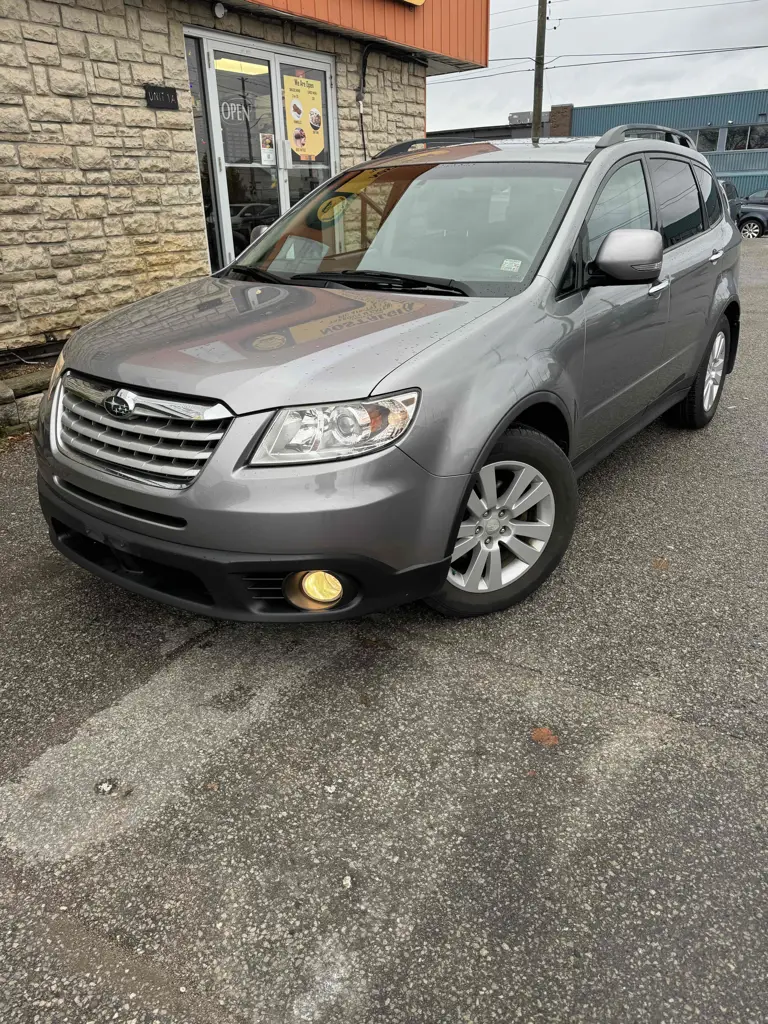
[{"left": 500, "top": 259, "right": 523, "bottom": 274}]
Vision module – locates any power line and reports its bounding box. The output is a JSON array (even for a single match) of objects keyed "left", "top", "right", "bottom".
[
  {"left": 491, "top": 0, "right": 568, "bottom": 17},
  {"left": 494, "top": 0, "right": 767, "bottom": 31},
  {"left": 428, "top": 44, "right": 768, "bottom": 84},
  {"left": 488, "top": 45, "right": 752, "bottom": 61}
]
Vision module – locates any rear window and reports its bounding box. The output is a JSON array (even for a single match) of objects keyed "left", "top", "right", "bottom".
[
  {"left": 650, "top": 158, "right": 704, "bottom": 248},
  {"left": 235, "top": 161, "right": 584, "bottom": 297}
]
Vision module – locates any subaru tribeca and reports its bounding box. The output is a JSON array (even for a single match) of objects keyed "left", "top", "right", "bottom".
[{"left": 36, "top": 125, "right": 740, "bottom": 620}]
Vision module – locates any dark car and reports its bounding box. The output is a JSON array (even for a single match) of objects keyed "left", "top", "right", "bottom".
[
  {"left": 738, "top": 200, "right": 768, "bottom": 239},
  {"left": 744, "top": 188, "right": 768, "bottom": 204}
]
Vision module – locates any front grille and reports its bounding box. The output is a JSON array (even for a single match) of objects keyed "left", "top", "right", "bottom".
[{"left": 55, "top": 373, "right": 233, "bottom": 489}]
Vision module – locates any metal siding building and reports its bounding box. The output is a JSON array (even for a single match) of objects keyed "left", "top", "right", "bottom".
[{"left": 570, "top": 90, "right": 768, "bottom": 197}]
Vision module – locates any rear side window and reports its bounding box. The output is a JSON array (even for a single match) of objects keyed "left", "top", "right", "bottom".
[
  {"left": 650, "top": 159, "right": 704, "bottom": 248},
  {"left": 693, "top": 165, "right": 722, "bottom": 226},
  {"left": 586, "top": 160, "right": 651, "bottom": 261}
]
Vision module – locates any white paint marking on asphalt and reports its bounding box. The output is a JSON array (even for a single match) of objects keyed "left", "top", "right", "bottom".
[{"left": 0, "top": 630, "right": 325, "bottom": 863}]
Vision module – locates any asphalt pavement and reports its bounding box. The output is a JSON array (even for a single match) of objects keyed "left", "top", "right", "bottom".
[{"left": 1, "top": 242, "right": 767, "bottom": 1024}]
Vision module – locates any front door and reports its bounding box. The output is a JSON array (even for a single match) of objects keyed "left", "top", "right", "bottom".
[
  {"left": 187, "top": 33, "right": 339, "bottom": 269},
  {"left": 576, "top": 158, "right": 669, "bottom": 456}
]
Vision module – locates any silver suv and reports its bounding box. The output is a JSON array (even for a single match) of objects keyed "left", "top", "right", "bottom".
[{"left": 36, "top": 125, "right": 740, "bottom": 620}]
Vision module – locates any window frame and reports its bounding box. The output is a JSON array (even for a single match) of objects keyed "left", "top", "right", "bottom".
[
  {"left": 581, "top": 154, "right": 655, "bottom": 270},
  {"left": 645, "top": 154, "right": 707, "bottom": 252},
  {"left": 692, "top": 163, "right": 724, "bottom": 232}
]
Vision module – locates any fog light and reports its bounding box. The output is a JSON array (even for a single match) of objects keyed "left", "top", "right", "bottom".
[
  {"left": 284, "top": 570, "right": 344, "bottom": 611},
  {"left": 301, "top": 571, "right": 343, "bottom": 604}
]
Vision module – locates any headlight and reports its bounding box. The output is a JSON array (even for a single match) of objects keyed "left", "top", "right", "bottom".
[
  {"left": 47, "top": 350, "right": 66, "bottom": 398},
  {"left": 249, "top": 391, "right": 419, "bottom": 465}
]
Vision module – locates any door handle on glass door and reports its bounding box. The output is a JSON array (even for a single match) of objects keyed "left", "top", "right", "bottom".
[
  {"left": 709, "top": 250, "right": 724, "bottom": 263},
  {"left": 648, "top": 278, "right": 670, "bottom": 296}
]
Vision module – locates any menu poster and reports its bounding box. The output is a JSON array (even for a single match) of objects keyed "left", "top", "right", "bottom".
[{"left": 283, "top": 74, "right": 325, "bottom": 160}]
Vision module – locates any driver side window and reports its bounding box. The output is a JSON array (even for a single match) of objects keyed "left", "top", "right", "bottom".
[{"left": 586, "top": 161, "right": 652, "bottom": 262}]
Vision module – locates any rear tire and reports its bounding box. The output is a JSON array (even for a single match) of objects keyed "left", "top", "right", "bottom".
[
  {"left": 740, "top": 219, "right": 764, "bottom": 239},
  {"left": 426, "top": 426, "right": 577, "bottom": 618},
  {"left": 674, "top": 316, "right": 730, "bottom": 430}
]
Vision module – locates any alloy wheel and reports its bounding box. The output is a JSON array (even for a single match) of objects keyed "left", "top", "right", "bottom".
[
  {"left": 741, "top": 221, "right": 762, "bottom": 239},
  {"left": 448, "top": 460, "right": 555, "bottom": 593},
  {"left": 703, "top": 330, "right": 726, "bottom": 412}
]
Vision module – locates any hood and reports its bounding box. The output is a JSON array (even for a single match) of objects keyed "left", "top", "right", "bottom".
[{"left": 65, "top": 276, "right": 502, "bottom": 415}]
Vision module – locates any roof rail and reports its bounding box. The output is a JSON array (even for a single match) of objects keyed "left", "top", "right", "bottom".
[
  {"left": 594, "top": 124, "right": 696, "bottom": 150},
  {"left": 376, "top": 137, "right": 466, "bottom": 159}
]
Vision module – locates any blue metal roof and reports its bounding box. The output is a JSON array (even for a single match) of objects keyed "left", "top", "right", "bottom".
[{"left": 572, "top": 90, "right": 768, "bottom": 135}]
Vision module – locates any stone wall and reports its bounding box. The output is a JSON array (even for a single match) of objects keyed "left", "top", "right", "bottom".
[
  {"left": 549, "top": 104, "right": 574, "bottom": 138},
  {"left": 0, "top": 0, "right": 427, "bottom": 351}
]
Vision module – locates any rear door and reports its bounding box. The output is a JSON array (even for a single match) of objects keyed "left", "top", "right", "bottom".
[
  {"left": 576, "top": 158, "right": 669, "bottom": 455},
  {"left": 648, "top": 157, "right": 719, "bottom": 398}
]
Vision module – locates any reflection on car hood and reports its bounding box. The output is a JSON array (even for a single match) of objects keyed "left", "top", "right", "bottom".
[{"left": 64, "top": 276, "right": 503, "bottom": 414}]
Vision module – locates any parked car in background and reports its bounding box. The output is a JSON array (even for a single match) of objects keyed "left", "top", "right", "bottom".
[
  {"left": 744, "top": 188, "right": 768, "bottom": 204},
  {"left": 35, "top": 124, "right": 741, "bottom": 621},
  {"left": 738, "top": 199, "right": 768, "bottom": 239},
  {"left": 719, "top": 180, "right": 742, "bottom": 223}
]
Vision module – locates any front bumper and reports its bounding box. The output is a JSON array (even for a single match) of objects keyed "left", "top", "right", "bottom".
[{"left": 38, "top": 475, "right": 452, "bottom": 621}]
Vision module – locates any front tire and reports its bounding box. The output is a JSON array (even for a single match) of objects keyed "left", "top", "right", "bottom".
[
  {"left": 426, "top": 426, "right": 577, "bottom": 618},
  {"left": 675, "top": 317, "right": 730, "bottom": 430},
  {"left": 740, "top": 219, "right": 764, "bottom": 239}
]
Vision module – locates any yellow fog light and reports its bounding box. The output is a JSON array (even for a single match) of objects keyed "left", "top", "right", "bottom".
[
  {"left": 301, "top": 571, "right": 343, "bottom": 604},
  {"left": 284, "top": 571, "right": 345, "bottom": 611}
]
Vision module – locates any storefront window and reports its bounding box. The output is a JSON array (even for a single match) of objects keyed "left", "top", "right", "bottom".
[
  {"left": 186, "top": 37, "right": 224, "bottom": 271},
  {"left": 214, "top": 51, "right": 281, "bottom": 257},
  {"left": 281, "top": 64, "right": 332, "bottom": 206}
]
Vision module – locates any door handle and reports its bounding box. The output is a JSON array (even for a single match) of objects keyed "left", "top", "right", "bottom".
[
  {"left": 710, "top": 250, "right": 724, "bottom": 263},
  {"left": 648, "top": 278, "right": 670, "bottom": 296}
]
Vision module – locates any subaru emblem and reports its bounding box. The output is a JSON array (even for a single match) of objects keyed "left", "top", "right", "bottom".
[{"left": 104, "top": 390, "right": 136, "bottom": 418}]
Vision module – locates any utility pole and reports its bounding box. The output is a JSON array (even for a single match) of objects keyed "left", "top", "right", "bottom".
[{"left": 531, "top": 0, "right": 548, "bottom": 144}]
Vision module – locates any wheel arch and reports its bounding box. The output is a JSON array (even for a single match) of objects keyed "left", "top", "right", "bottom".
[{"left": 470, "top": 392, "right": 573, "bottom": 476}]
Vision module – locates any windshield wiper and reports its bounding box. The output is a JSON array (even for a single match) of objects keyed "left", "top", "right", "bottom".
[
  {"left": 290, "top": 269, "right": 472, "bottom": 296},
  {"left": 225, "top": 264, "right": 284, "bottom": 284}
]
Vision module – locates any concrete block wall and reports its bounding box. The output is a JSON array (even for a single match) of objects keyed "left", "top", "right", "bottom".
[{"left": 0, "top": 0, "right": 427, "bottom": 352}]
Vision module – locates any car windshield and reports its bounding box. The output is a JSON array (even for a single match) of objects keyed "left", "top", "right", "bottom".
[{"left": 229, "top": 161, "right": 583, "bottom": 297}]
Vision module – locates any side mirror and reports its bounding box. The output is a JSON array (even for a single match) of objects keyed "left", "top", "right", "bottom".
[
  {"left": 593, "top": 229, "right": 663, "bottom": 284},
  {"left": 250, "top": 224, "right": 269, "bottom": 244}
]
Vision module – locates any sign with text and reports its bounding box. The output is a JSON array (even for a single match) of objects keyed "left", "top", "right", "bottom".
[
  {"left": 283, "top": 74, "right": 326, "bottom": 160},
  {"left": 144, "top": 84, "right": 178, "bottom": 110}
]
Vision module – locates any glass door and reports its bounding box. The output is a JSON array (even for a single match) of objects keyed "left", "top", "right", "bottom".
[
  {"left": 208, "top": 46, "right": 282, "bottom": 262},
  {"left": 195, "top": 35, "right": 338, "bottom": 267},
  {"left": 280, "top": 62, "right": 333, "bottom": 207}
]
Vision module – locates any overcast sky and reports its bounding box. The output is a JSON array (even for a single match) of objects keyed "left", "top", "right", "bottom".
[{"left": 427, "top": 0, "right": 768, "bottom": 130}]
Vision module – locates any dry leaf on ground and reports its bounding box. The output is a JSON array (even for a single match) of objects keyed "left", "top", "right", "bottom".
[{"left": 531, "top": 727, "right": 559, "bottom": 748}]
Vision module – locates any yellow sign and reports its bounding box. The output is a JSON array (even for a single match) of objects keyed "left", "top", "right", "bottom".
[
  {"left": 400, "top": 0, "right": 426, "bottom": 5},
  {"left": 284, "top": 75, "right": 325, "bottom": 159}
]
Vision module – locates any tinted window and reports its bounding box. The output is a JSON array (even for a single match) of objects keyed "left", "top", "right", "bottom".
[
  {"left": 722, "top": 181, "right": 738, "bottom": 199},
  {"left": 586, "top": 160, "right": 651, "bottom": 261},
  {"left": 693, "top": 166, "right": 722, "bottom": 226},
  {"left": 650, "top": 159, "right": 704, "bottom": 247},
  {"left": 726, "top": 127, "right": 748, "bottom": 150},
  {"left": 747, "top": 126, "right": 768, "bottom": 150},
  {"left": 696, "top": 128, "right": 719, "bottom": 153}
]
